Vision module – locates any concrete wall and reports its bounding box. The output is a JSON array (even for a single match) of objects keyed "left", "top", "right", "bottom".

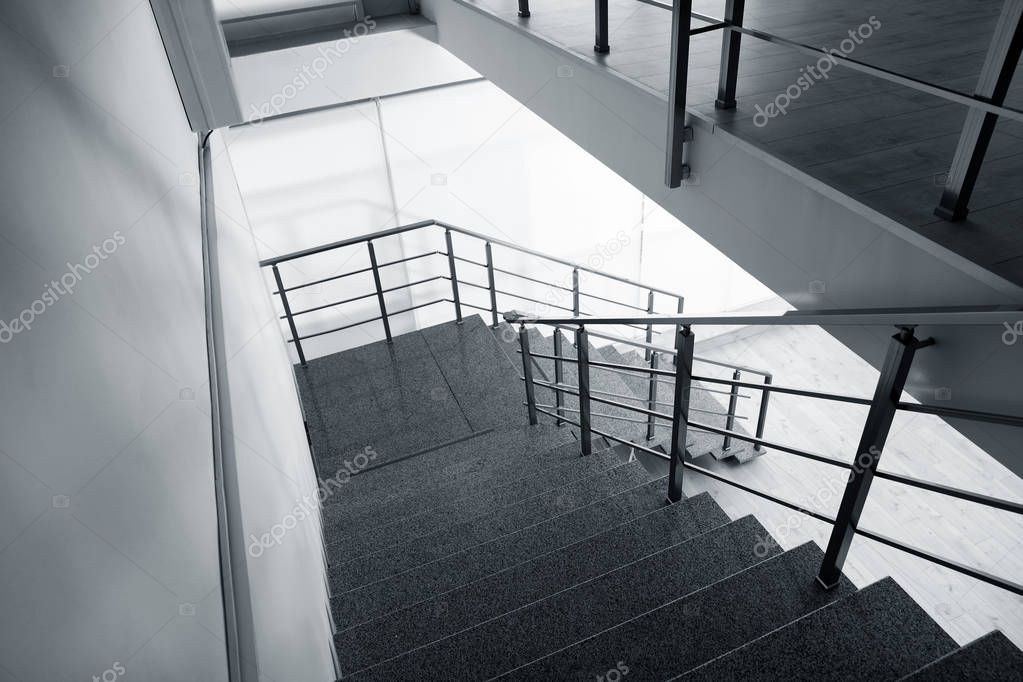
[
  {"left": 0, "top": 1, "right": 335, "bottom": 679},
  {"left": 420, "top": 0, "right": 1023, "bottom": 478}
]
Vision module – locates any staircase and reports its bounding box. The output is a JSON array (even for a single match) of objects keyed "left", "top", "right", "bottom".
[{"left": 298, "top": 314, "right": 1022, "bottom": 681}]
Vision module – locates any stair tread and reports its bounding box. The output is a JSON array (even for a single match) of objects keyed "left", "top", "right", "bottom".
[
  {"left": 496, "top": 542, "right": 856, "bottom": 681},
  {"left": 901, "top": 630, "right": 1023, "bottom": 681},
  {"left": 349, "top": 515, "right": 781, "bottom": 678},
  {"left": 325, "top": 439, "right": 618, "bottom": 561},
  {"left": 329, "top": 473, "right": 681, "bottom": 630},
  {"left": 339, "top": 492, "right": 732, "bottom": 674},
  {"left": 680, "top": 577, "right": 958, "bottom": 681},
  {"left": 328, "top": 458, "right": 654, "bottom": 592}
]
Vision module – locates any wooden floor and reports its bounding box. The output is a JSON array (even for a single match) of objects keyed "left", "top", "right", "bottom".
[
  {"left": 463, "top": 0, "right": 1023, "bottom": 286},
  {"left": 675, "top": 324, "right": 1023, "bottom": 649}
]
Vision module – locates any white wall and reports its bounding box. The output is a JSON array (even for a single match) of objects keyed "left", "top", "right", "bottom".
[
  {"left": 0, "top": 1, "right": 228, "bottom": 680},
  {"left": 210, "top": 129, "right": 338, "bottom": 682},
  {"left": 0, "top": 2, "right": 336, "bottom": 680}
]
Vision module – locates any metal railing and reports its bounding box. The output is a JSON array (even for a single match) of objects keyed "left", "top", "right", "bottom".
[
  {"left": 515, "top": 0, "right": 1023, "bottom": 208},
  {"left": 259, "top": 219, "right": 771, "bottom": 458},
  {"left": 505, "top": 307, "right": 1023, "bottom": 597}
]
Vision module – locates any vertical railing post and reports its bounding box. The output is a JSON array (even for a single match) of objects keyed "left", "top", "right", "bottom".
[
  {"left": 519, "top": 324, "right": 538, "bottom": 426},
  {"left": 572, "top": 268, "right": 581, "bottom": 316},
  {"left": 715, "top": 0, "right": 745, "bottom": 109},
  {"left": 444, "top": 229, "right": 463, "bottom": 323},
  {"left": 577, "top": 326, "right": 593, "bottom": 455},
  {"left": 272, "top": 264, "right": 307, "bottom": 366},
  {"left": 722, "top": 369, "right": 741, "bottom": 450},
  {"left": 644, "top": 291, "right": 655, "bottom": 361},
  {"left": 667, "top": 326, "right": 695, "bottom": 503},
  {"left": 594, "top": 0, "right": 610, "bottom": 53},
  {"left": 367, "top": 241, "right": 392, "bottom": 343},
  {"left": 646, "top": 351, "right": 660, "bottom": 441},
  {"left": 553, "top": 330, "right": 566, "bottom": 426},
  {"left": 817, "top": 327, "right": 931, "bottom": 589},
  {"left": 485, "top": 241, "right": 499, "bottom": 328},
  {"left": 665, "top": 0, "right": 694, "bottom": 187},
  {"left": 754, "top": 374, "right": 772, "bottom": 452},
  {"left": 518, "top": 0, "right": 530, "bottom": 17},
  {"left": 675, "top": 296, "right": 685, "bottom": 338}
]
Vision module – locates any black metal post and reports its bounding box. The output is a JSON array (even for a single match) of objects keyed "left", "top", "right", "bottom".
[
  {"left": 675, "top": 296, "right": 685, "bottom": 339},
  {"left": 646, "top": 351, "right": 660, "bottom": 441},
  {"left": 715, "top": 0, "right": 745, "bottom": 109},
  {"left": 577, "top": 326, "right": 593, "bottom": 455},
  {"left": 553, "top": 330, "right": 566, "bottom": 426},
  {"left": 644, "top": 291, "right": 655, "bottom": 362},
  {"left": 518, "top": 0, "right": 530, "bottom": 17},
  {"left": 272, "top": 264, "right": 307, "bottom": 366},
  {"left": 667, "top": 326, "right": 695, "bottom": 503},
  {"left": 444, "top": 229, "right": 463, "bottom": 322},
  {"left": 520, "top": 325, "right": 538, "bottom": 426},
  {"left": 722, "top": 369, "right": 741, "bottom": 450},
  {"left": 367, "top": 241, "right": 392, "bottom": 343},
  {"left": 572, "top": 268, "right": 581, "bottom": 316},
  {"left": 817, "top": 328, "right": 930, "bottom": 588},
  {"left": 935, "top": 1, "right": 1022, "bottom": 221},
  {"left": 665, "top": 0, "right": 694, "bottom": 187},
  {"left": 594, "top": 0, "right": 610, "bottom": 53},
  {"left": 754, "top": 374, "right": 771, "bottom": 451},
  {"left": 485, "top": 242, "right": 499, "bottom": 327}
]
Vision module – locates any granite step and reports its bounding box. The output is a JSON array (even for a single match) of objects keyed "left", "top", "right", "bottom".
[
  {"left": 343, "top": 510, "right": 772, "bottom": 679},
  {"left": 679, "top": 577, "right": 958, "bottom": 681},
  {"left": 326, "top": 438, "right": 619, "bottom": 561},
  {"left": 318, "top": 424, "right": 579, "bottom": 531},
  {"left": 328, "top": 458, "right": 655, "bottom": 593},
  {"left": 496, "top": 542, "right": 856, "bottom": 681},
  {"left": 901, "top": 631, "right": 1023, "bottom": 681},
  {"left": 334, "top": 493, "right": 724, "bottom": 667},
  {"left": 329, "top": 474, "right": 680, "bottom": 630}
]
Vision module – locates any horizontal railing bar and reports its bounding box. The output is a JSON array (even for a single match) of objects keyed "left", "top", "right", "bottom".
[
  {"left": 487, "top": 286, "right": 577, "bottom": 312},
  {"left": 538, "top": 391, "right": 1023, "bottom": 595},
  {"left": 896, "top": 402, "right": 1023, "bottom": 428},
  {"left": 437, "top": 220, "right": 686, "bottom": 298},
  {"left": 459, "top": 300, "right": 494, "bottom": 314},
  {"left": 262, "top": 218, "right": 685, "bottom": 299},
  {"left": 273, "top": 250, "right": 444, "bottom": 294},
  {"left": 507, "top": 305, "right": 1022, "bottom": 328},
  {"left": 533, "top": 403, "right": 664, "bottom": 426},
  {"left": 452, "top": 254, "right": 488, "bottom": 269},
  {"left": 260, "top": 219, "right": 437, "bottom": 266},
  {"left": 691, "top": 374, "right": 873, "bottom": 406},
  {"left": 287, "top": 291, "right": 375, "bottom": 317},
  {"left": 687, "top": 418, "right": 852, "bottom": 469},
  {"left": 689, "top": 20, "right": 728, "bottom": 36},
  {"left": 856, "top": 528, "right": 1023, "bottom": 597},
  {"left": 286, "top": 275, "right": 449, "bottom": 318},
  {"left": 633, "top": 0, "right": 1023, "bottom": 124},
  {"left": 578, "top": 289, "right": 655, "bottom": 313},
  {"left": 872, "top": 470, "right": 1023, "bottom": 515},
  {"left": 537, "top": 323, "right": 773, "bottom": 376},
  {"left": 289, "top": 298, "right": 448, "bottom": 342},
  {"left": 491, "top": 265, "right": 575, "bottom": 293},
  {"left": 684, "top": 460, "right": 837, "bottom": 525},
  {"left": 289, "top": 315, "right": 381, "bottom": 341}
]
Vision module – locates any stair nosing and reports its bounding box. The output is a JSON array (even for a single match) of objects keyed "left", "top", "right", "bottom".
[
  {"left": 344, "top": 509, "right": 759, "bottom": 679},
  {"left": 331, "top": 463, "right": 663, "bottom": 606},
  {"left": 486, "top": 541, "right": 822, "bottom": 681}
]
